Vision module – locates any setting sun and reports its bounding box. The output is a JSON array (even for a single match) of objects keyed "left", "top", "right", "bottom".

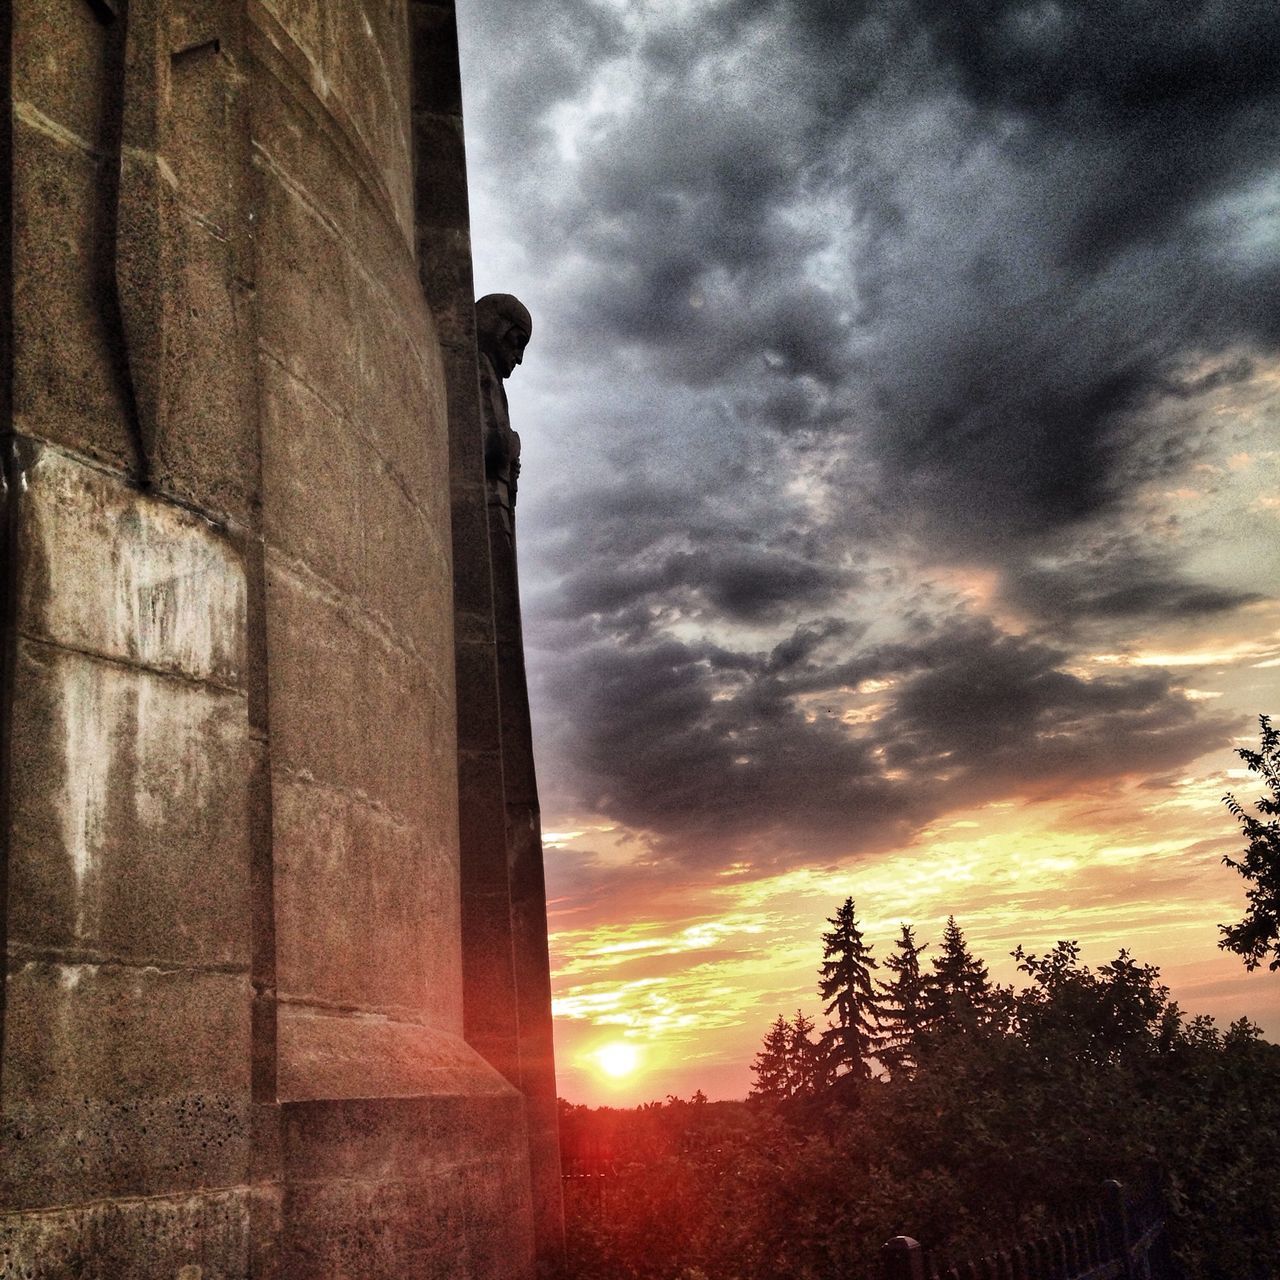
[{"left": 593, "top": 1042, "right": 640, "bottom": 1078}]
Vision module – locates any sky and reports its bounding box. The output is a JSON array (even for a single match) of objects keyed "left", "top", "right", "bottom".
[{"left": 455, "top": 0, "right": 1280, "bottom": 1106}]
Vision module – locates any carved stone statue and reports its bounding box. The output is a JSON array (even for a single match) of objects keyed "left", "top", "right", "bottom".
[
  {"left": 475, "top": 293, "right": 532, "bottom": 534},
  {"left": 470, "top": 290, "right": 562, "bottom": 1251}
]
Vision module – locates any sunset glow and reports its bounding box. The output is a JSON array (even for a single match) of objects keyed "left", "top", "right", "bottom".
[
  {"left": 593, "top": 1042, "right": 641, "bottom": 1080},
  {"left": 459, "top": 0, "right": 1280, "bottom": 1108}
]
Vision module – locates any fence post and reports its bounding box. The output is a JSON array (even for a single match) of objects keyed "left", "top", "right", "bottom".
[
  {"left": 881, "top": 1235, "right": 927, "bottom": 1280},
  {"left": 1102, "top": 1179, "right": 1138, "bottom": 1280}
]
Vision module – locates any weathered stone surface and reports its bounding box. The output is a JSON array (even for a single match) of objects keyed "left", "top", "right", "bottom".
[
  {"left": 4, "top": 3, "right": 551, "bottom": 1276},
  {"left": 457, "top": 750, "right": 510, "bottom": 880},
  {"left": 261, "top": 559, "right": 364, "bottom": 792},
  {"left": 260, "top": 354, "right": 365, "bottom": 602},
  {"left": 0, "top": 1190, "right": 252, "bottom": 1280},
  {"left": 10, "top": 119, "right": 134, "bottom": 470},
  {"left": 272, "top": 779, "right": 458, "bottom": 1017},
  {"left": 277, "top": 1014, "right": 508, "bottom": 1105},
  {"left": 0, "top": 961, "right": 252, "bottom": 1209},
  {"left": 278, "top": 1092, "right": 535, "bottom": 1280},
  {"left": 155, "top": 204, "right": 258, "bottom": 521},
  {"left": 13, "top": 444, "right": 247, "bottom": 686},
  {"left": 7, "top": 640, "right": 250, "bottom": 964},
  {"left": 12, "top": 1, "right": 119, "bottom": 150},
  {"left": 411, "top": 3, "right": 464, "bottom": 117}
]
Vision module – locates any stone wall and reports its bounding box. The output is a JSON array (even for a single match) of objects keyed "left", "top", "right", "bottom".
[{"left": 1, "top": 2, "right": 546, "bottom": 1275}]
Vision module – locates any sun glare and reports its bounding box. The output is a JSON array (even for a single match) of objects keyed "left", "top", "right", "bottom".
[{"left": 594, "top": 1042, "right": 639, "bottom": 1078}]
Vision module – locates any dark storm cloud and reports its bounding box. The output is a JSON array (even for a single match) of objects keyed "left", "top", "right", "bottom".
[
  {"left": 485, "top": 0, "right": 1280, "bottom": 552},
  {"left": 460, "top": 0, "right": 1276, "bottom": 869},
  {"left": 535, "top": 611, "right": 1236, "bottom": 868},
  {"left": 558, "top": 542, "right": 854, "bottom": 623},
  {"left": 1005, "top": 548, "right": 1265, "bottom": 626}
]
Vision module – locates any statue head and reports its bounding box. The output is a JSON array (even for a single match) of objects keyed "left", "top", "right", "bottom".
[{"left": 475, "top": 293, "right": 532, "bottom": 380}]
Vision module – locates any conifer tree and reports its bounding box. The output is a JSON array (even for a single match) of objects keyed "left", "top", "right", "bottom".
[
  {"left": 876, "top": 922, "right": 929, "bottom": 1078},
  {"left": 928, "top": 915, "right": 991, "bottom": 1030},
  {"left": 818, "top": 897, "right": 883, "bottom": 1078},
  {"left": 787, "top": 1009, "right": 826, "bottom": 1097},
  {"left": 750, "top": 1014, "right": 793, "bottom": 1100}
]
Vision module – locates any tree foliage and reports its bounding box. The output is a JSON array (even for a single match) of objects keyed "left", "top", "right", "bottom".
[
  {"left": 928, "top": 915, "right": 993, "bottom": 1031},
  {"left": 818, "top": 897, "right": 882, "bottom": 1078},
  {"left": 1221, "top": 714, "right": 1280, "bottom": 971},
  {"left": 562, "top": 917, "right": 1280, "bottom": 1280},
  {"left": 749, "top": 1015, "right": 792, "bottom": 1101},
  {"left": 877, "top": 923, "right": 929, "bottom": 1079}
]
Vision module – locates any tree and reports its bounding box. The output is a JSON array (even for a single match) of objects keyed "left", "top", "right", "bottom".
[
  {"left": 1220, "top": 714, "right": 1280, "bottom": 971},
  {"left": 877, "top": 923, "right": 929, "bottom": 1078},
  {"left": 819, "top": 898, "right": 883, "bottom": 1078},
  {"left": 928, "top": 916, "right": 991, "bottom": 1030},
  {"left": 750, "top": 1014, "right": 793, "bottom": 1100},
  {"left": 787, "top": 1009, "right": 829, "bottom": 1096},
  {"left": 1012, "top": 940, "right": 1169, "bottom": 1067}
]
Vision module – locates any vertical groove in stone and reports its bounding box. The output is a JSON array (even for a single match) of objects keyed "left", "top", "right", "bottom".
[{"left": 0, "top": 0, "right": 14, "bottom": 1085}]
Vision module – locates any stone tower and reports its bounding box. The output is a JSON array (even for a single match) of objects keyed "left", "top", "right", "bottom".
[{"left": 0, "top": 2, "right": 562, "bottom": 1275}]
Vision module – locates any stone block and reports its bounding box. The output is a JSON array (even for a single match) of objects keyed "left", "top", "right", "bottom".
[
  {"left": 276, "top": 1013, "right": 510, "bottom": 1102},
  {"left": 250, "top": 1181, "right": 285, "bottom": 1280},
  {"left": 454, "top": 643, "right": 502, "bottom": 754},
  {"left": 280, "top": 1173, "right": 469, "bottom": 1280},
  {"left": 273, "top": 778, "right": 455, "bottom": 1014},
  {"left": 418, "top": 226, "right": 479, "bottom": 355},
  {"left": 260, "top": 352, "right": 363, "bottom": 602},
  {"left": 167, "top": 38, "right": 235, "bottom": 231},
  {"left": 277, "top": 1089, "right": 538, "bottom": 1280},
  {"left": 322, "top": 0, "right": 414, "bottom": 238},
  {"left": 155, "top": 206, "right": 257, "bottom": 522},
  {"left": 256, "top": 0, "right": 325, "bottom": 72},
  {"left": 457, "top": 752, "right": 511, "bottom": 891},
  {"left": 460, "top": 1153, "right": 538, "bottom": 1280},
  {"left": 0, "top": 1189, "right": 252, "bottom": 1280},
  {"left": 360, "top": 448, "right": 453, "bottom": 667},
  {"left": 356, "top": 629, "right": 431, "bottom": 815},
  {"left": 10, "top": 120, "right": 133, "bottom": 469},
  {"left": 263, "top": 559, "right": 363, "bottom": 793},
  {"left": 451, "top": 492, "right": 499, "bottom": 635},
  {"left": 0, "top": 961, "right": 252, "bottom": 1208},
  {"left": 14, "top": 444, "right": 248, "bottom": 687},
  {"left": 12, "top": 0, "right": 117, "bottom": 150},
  {"left": 6, "top": 640, "right": 250, "bottom": 964},
  {"left": 253, "top": 147, "right": 357, "bottom": 419},
  {"left": 348, "top": 250, "right": 443, "bottom": 511}
]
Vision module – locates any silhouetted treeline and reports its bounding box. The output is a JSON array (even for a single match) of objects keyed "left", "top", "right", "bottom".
[{"left": 555, "top": 913, "right": 1280, "bottom": 1280}]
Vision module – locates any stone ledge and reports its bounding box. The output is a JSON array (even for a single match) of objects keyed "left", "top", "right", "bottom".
[{"left": 277, "top": 1007, "right": 509, "bottom": 1103}]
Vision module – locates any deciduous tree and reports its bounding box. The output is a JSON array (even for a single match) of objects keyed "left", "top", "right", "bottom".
[{"left": 1220, "top": 714, "right": 1280, "bottom": 971}]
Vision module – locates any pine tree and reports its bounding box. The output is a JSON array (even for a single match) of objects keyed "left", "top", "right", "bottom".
[
  {"left": 818, "top": 897, "right": 883, "bottom": 1079},
  {"left": 876, "top": 922, "right": 929, "bottom": 1078},
  {"left": 750, "top": 1014, "right": 793, "bottom": 1100},
  {"left": 928, "top": 915, "right": 991, "bottom": 1030},
  {"left": 787, "top": 1009, "right": 826, "bottom": 1097}
]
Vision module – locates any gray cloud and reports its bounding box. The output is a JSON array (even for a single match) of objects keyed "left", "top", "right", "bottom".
[
  {"left": 460, "top": 0, "right": 1277, "bottom": 874},
  {"left": 534, "top": 610, "right": 1236, "bottom": 868}
]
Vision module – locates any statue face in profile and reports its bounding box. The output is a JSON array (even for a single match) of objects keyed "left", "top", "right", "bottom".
[
  {"left": 476, "top": 293, "right": 532, "bottom": 381},
  {"left": 492, "top": 318, "right": 529, "bottom": 379}
]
